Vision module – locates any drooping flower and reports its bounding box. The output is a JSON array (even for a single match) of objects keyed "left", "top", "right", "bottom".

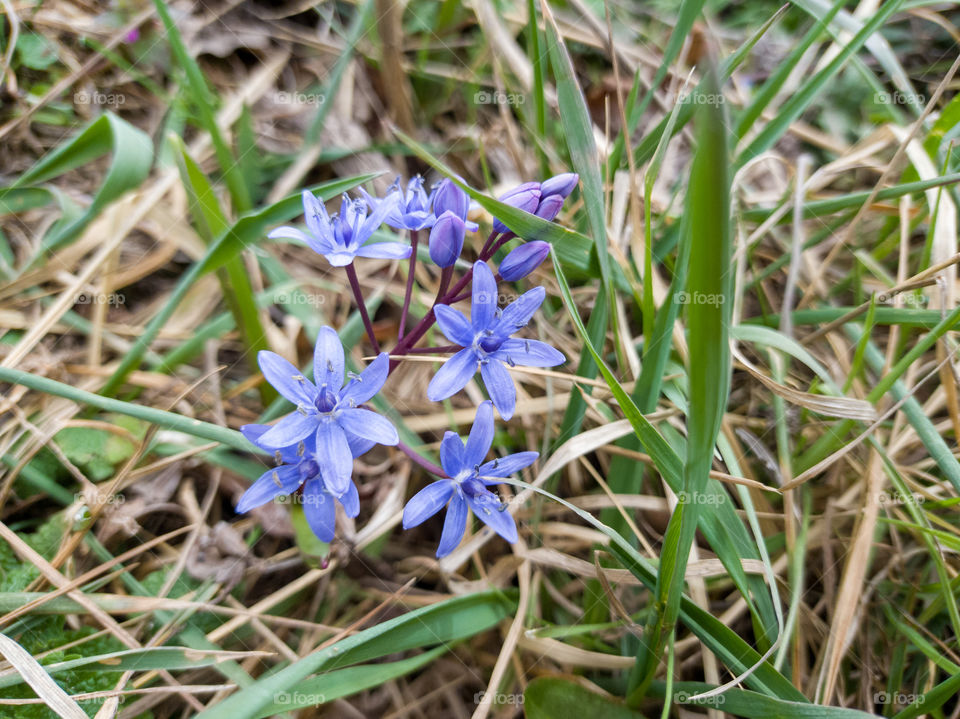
[
  {"left": 246, "top": 326, "right": 399, "bottom": 495},
  {"left": 268, "top": 189, "right": 408, "bottom": 267},
  {"left": 498, "top": 241, "right": 550, "bottom": 281},
  {"left": 427, "top": 261, "right": 565, "bottom": 419},
  {"left": 361, "top": 176, "right": 436, "bottom": 232},
  {"left": 236, "top": 429, "right": 367, "bottom": 542},
  {"left": 402, "top": 401, "right": 537, "bottom": 557}
]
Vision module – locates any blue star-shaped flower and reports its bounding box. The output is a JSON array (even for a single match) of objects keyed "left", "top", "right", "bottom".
[
  {"left": 361, "top": 176, "right": 436, "bottom": 232},
  {"left": 401, "top": 401, "right": 537, "bottom": 557},
  {"left": 244, "top": 326, "right": 399, "bottom": 495},
  {"left": 268, "top": 190, "right": 409, "bottom": 267},
  {"left": 427, "top": 261, "right": 565, "bottom": 419},
  {"left": 236, "top": 429, "right": 368, "bottom": 542}
]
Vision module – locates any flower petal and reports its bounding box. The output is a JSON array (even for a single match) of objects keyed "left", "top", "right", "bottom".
[
  {"left": 434, "top": 305, "right": 474, "bottom": 347},
  {"left": 427, "top": 348, "right": 478, "bottom": 401},
  {"left": 463, "top": 401, "right": 494, "bottom": 469},
  {"left": 258, "top": 351, "right": 316, "bottom": 408},
  {"left": 479, "top": 451, "right": 539, "bottom": 480},
  {"left": 338, "top": 408, "right": 399, "bottom": 446},
  {"left": 495, "top": 286, "right": 545, "bottom": 340},
  {"left": 466, "top": 491, "right": 518, "bottom": 543},
  {"left": 339, "top": 481, "right": 360, "bottom": 518},
  {"left": 241, "top": 424, "right": 304, "bottom": 462},
  {"left": 355, "top": 241, "right": 412, "bottom": 260},
  {"left": 236, "top": 464, "right": 302, "bottom": 513},
  {"left": 347, "top": 434, "right": 376, "bottom": 458},
  {"left": 302, "top": 190, "right": 331, "bottom": 241},
  {"left": 339, "top": 352, "right": 389, "bottom": 406},
  {"left": 490, "top": 338, "right": 565, "bottom": 368},
  {"left": 314, "top": 326, "right": 345, "bottom": 391},
  {"left": 402, "top": 479, "right": 455, "bottom": 529},
  {"left": 358, "top": 189, "right": 400, "bottom": 243},
  {"left": 316, "top": 420, "right": 353, "bottom": 496},
  {"left": 480, "top": 360, "right": 516, "bottom": 420},
  {"left": 302, "top": 478, "right": 336, "bottom": 542},
  {"left": 267, "top": 226, "right": 311, "bottom": 244},
  {"left": 471, "top": 261, "right": 497, "bottom": 330},
  {"left": 436, "top": 492, "right": 468, "bottom": 557},
  {"left": 257, "top": 412, "right": 318, "bottom": 449},
  {"left": 324, "top": 250, "right": 357, "bottom": 267},
  {"left": 439, "top": 431, "right": 465, "bottom": 478}
]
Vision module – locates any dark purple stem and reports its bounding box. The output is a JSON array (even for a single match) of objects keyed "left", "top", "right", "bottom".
[
  {"left": 436, "top": 264, "right": 454, "bottom": 303},
  {"left": 398, "top": 230, "right": 419, "bottom": 340},
  {"left": 386, "top": 230, "right": 515, "bottom": 370},
  {"left": 397, "top": 440, "right": 447, "bottom": 477},
  {"left": 345, "top": 263, "right": 380, "bottom": 353}
]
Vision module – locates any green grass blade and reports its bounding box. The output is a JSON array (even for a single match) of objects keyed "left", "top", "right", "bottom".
[
  {"left": 170, "top": 134, "right": 273, "bottom": 402},
  {"left": 737, "top": 0, "right": 905, "bottom": 166},
  {"left": 151, "top": 0, "right": 252, "bottom": 212},
  {"left": 629, "top": 58, "right": 733, "bottom": 701},
  {"left": 0, "top": 367, "right": 250, "bottom": 451}
]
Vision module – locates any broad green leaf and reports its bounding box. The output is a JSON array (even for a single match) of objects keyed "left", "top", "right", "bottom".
[
  {"left": 525, "top": 677, "right": 645, "bottom": 719},
  {"left": 252, "top": 646, "right": 448, "bottom": 717},
  {"left": 1, "top": 113, "right": 152, "bottom": 260},
  {"left": 194, "top": 590, "right": 517, "bottom": 719}
]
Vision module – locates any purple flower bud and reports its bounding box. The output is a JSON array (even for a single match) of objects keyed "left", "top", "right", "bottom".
[
  {"left": 433, "top": 178, "right": 470, "bottom": 221},
  {"left": 429, "top": 210, "right": 466, "bottom": 267},
  {"left": 540, "top": 172, "right": 579, "bottom": 199},
  {"left": 492, "top": 182, "right": 541, "bottom": 234},
  {"left": 498, "top": 241, "right": 550, "bottom": 281},
  {"left": 534, "top": 194, "right": 565, "bottom": 221}
]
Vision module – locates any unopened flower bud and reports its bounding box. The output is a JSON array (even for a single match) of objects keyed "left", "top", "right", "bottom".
[
  {"left": 433, "top": 178, "right": 470, "bottom": 221},
  {"left": 498, "top": 241, "right": 551, "bottom": 281},
  {"left": 492, "top": 182, "right": 541, "bottom": 234},
  {"left": 540, "top": 172, "right": 579, "bottom": 199},
  {"left": 429, "top": 210, "right": 466, "bottom": 267},
  {"left": 534, "top": 194, "right": 565, "bottom": 221}
]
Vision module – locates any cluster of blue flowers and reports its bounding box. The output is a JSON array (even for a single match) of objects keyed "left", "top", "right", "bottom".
[{"left": 238, "top": 173, "right": 577, "bottom": 556}]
